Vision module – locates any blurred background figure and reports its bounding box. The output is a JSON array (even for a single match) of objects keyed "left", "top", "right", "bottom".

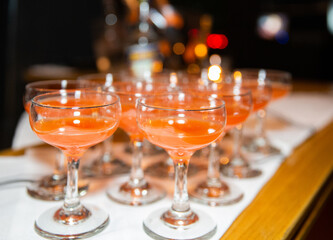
[{"left": 1, "top": 0, "right": 333, "bottom": 150}]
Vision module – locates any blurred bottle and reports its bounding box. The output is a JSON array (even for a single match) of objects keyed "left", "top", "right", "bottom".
[
  {"left": 93, "top": 0, "right": 127, "bottom": 73},
  {"left": 126, "top": 0, "right": 163, "bottom": 79}
]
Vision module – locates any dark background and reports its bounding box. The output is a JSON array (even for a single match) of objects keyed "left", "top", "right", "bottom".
[{"left": 1, "top": 0, "right": 332, "bottom": 150}]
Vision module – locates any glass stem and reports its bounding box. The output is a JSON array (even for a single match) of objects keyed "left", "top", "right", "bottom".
[
  {"left": 102, "top": 135, "right": 113, "bottom": 163},
  {"left": 256, "top": 109, "right": 267, "bottom": 141},
  {"left": 207, "top": 141, "right": 221, "bottom": 186},
  {"left": 172, "top": 160, "right": 190, "bottom": 212},
  {"left": 162, "top": 157, "right": 198, "bottom": 227},
  {"left": 231, "top": 124, "right": 246, "bottom": 166},
  {"left": 129, "top": 140, "right": 145, "bottom": 187},
  {"left": 54, "top": 154, "right": 90, "bottom": 225},
  {"left": 53, "top": 150, "right": 66, "bottom": 181},
  {"left": 63, "top": 156, "right": 81, "bottom": 211}
]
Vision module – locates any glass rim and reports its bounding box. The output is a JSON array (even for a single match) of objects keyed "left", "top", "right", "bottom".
[
  {"left": 234, "top": 68, "right": 292, "bottom": 79},
  {"left": 31, "top": 90, "right": 120, "bottom": 110},
  {"left": 107, "top": 81, "right": 175, "bottom": 97},
  {"left": 185, "top": 83, "right": 253, "bottom": 98},
  {"left": 77, "top": 72, "right": 128, "bottom": 81},
  {"left": 137, "top": 93, "right": 226, "bottom": 112},
  {"left": 25, "top": 79, "right": 101, "bottom": 91}
]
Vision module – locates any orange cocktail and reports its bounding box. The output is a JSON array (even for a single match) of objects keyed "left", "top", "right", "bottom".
[
  {"left": 137, "top": 93, "right": 226, "bottom": 240},
  {"left": 271, "top": 82, "right": 292, "bottom": 101},
  {"left": 237, "top": 69, "right": 292, "bottom": 159},
  {"left": 242, "top": 81, "right": 271, "bottom": 112},
  {"left": 29, "top": 90, "right": 120, "bottom": 239},
  {"left": 23, "top": 79, "right": 100, "bottom": 201},
  {"left": 106, "top": 81, "right": 172, "bottom": 206},
  {"left": 119, "top": 102, "right": 145, "bottom": 141},
  {"left": 142, "top": 117, "right": 224, "bottom": 162},
  {"left": 33, "top": 98, "right": 119, "bottom": 156},
  {"left": 185, "top": 83, "right": 253, "bottom": 205}
]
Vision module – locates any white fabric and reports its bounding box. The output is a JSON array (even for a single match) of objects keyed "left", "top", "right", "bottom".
[
  {"left": 1, "top": 92, "right": 332, "bottom": 240},
  {"left": 12, "top": 112, "right": 43, "bottom": 150}
]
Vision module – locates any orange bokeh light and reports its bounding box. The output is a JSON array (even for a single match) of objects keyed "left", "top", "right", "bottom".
[
  {"left": 233, "top": 71, "right": 242, "bottom": 83},
  {"left": 173, "top": 42, "right": 185, "bottom": 55},
  {"left": 194, "top": 43, "right": 208, "bottom": 58}
]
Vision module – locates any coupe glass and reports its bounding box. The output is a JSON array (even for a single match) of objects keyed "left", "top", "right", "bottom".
[
  {"left": 106, "top": 81, "right": 172, "bottom": 205},
  {"left": 78, "top": 73, "right": 130, "bottom": 177},
  {"left": 23, "top": 80, "right": 99, "bottom": 200},
  {"left": 188, "top": 83, "right": 253, "bottom": 205},
  {"left": 29, "top": 90, "right": 121, "bottom": 239},
  {"left": 137, "top": 93, "right": 226, "bottom": 239},
  {"left": 140, "top": 71, "right": 203, "bottom": 179},
  {"left": 221, "top": 70, "right": 271, "bottom": 178},
  {"left": 241, "top": 69, "right": 292, "bottom": 159}
]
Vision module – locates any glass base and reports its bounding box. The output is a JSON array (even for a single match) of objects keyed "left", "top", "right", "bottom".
[
  {"left": 82, "top": 158, "right": 130, "bottom": 178},
  {"left": 143, "top": 208, "right": 217, "bottom": 240},
  {"left": 27, "top": 175, "right": 89, "bottom": 201},
  {"left": 242, "top": 136, "right": 281, "bottom": 162},
  {"left": 221, "top": 164, "right": 262, "bottom": 178},
  {"left": 106, "top": 176, "right": 166, "bottom": 206},
  {"left": 35, "top": 204, "right": 109, "bottom": 239},
  {"left": 189, "top": 180, "right": 243, "bottom": 206}
]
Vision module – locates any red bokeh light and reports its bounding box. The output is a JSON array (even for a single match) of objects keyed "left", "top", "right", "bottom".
[
  {"left": 207, "top": 34, "right": 228, "bottom": 49},
  {"left": 188, "top": 28, "right": 199, "bottom": 37}
]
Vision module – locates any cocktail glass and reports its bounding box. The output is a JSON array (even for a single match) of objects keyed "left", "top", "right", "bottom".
[
  {"left": 140, "top": 71, "right": 203, "bottom": 178},
  {"left": 221, "top": 70, "right": 271, "bottom": 178},
  {"left": 137, "top": 93, "right": 226, "bottom": 239},
  {"left": 188, "top": 83, "right": 253, "bottom": 205},
  {"left": 241, "top": 69, "right": 292, "bottom": 160},
  {"left": 29, "top": 90, "right": 121, "bottom": 239},
  {"left": 106, "top": 81, "right": 171, "bottom": 205},
  {"left": 77, "top": 73, "right": 131, "bottom": 177},
  {"left": 24, "top": 80, "right": 99, "bottom": 200}
]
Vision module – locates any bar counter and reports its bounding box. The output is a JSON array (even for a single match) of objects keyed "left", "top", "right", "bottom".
[
  {"left": 221, "top": 120, "right": 333, "bottom": 239},
  {"left": 0, "top": 81, "right": 332, "bottom": 239}
]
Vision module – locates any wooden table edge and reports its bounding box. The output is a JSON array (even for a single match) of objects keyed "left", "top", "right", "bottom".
[{"left": 220, "top": 121, "right": 333, "bottom": 240}]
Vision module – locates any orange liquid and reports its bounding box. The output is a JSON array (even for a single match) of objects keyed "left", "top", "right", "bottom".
[
  {"left": 226, "top": 105, "right": 251, "bottom": 127},
  {"left": 24, "top": 101, "right": 31, "bottom": 113},
  {"left": 113, "top": 82, "right": 172, "bottom": 141},
  {"left": 242, "top": 81, "right": 270, "bottom": 112},
  {"left": 33, "top": 117, "right": 118, "bottom": 157},
  {"left": 119, "top": 103, "right": 144, "bottom": 141},
  {"left": 141, "top": 117, "right": 224, "bottom": 162},
  {"left": 41, "top": 98, "right": 103, "bottom": 107},
  {"left": 31, "top": 97, "right": 119, "bottom": 157},
  {"left": 252, "top": 97, "right": 270, "bottom": 112},
  {"left": 271, "top": 83, "right": 291, "bottom": 101}
]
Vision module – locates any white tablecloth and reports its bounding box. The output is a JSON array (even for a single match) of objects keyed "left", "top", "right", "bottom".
[{"left": 1, "top": 92, "right": 333, "bottom": 240}]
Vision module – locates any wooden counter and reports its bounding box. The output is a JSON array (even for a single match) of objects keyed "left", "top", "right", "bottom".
[{"left": 220, "top": 121, "right": 333, "bottom": 240}]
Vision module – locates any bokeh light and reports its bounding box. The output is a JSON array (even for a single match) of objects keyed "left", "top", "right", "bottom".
[
  {"left": 105, "top": 13, "right": 117, "bottom": 26},
  {"left": 208, "top": 65, "right": 222, "bottom": 82},
  {"left": 328, "top": 1, "right": 333, "bottom": 34},
  {"left": 233, "top": 71, "right": 242, "bottom": 84},
  {"left": 275, "top": 30, "right": 289, "bottom": 44},
  {"left": 209, "top": 54, "right": 222, "bottom": 65},
  {"left": 257, "top": 13, "right": 289, "bottom": 42},
  {"left": 96, "top": 57, "right": 111, "bottom": 72},
  {"left": 194, "top": 43, "right": 208, "bottom": 58},
  {"left": 173, "top": 42, "right": 185, "bottom": 55},
  {"left": 187, "top": 63, "right": 200, "bottom": 74},
  {"left": 207, "top": 34, "right": 228, "bottom": 49}
]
